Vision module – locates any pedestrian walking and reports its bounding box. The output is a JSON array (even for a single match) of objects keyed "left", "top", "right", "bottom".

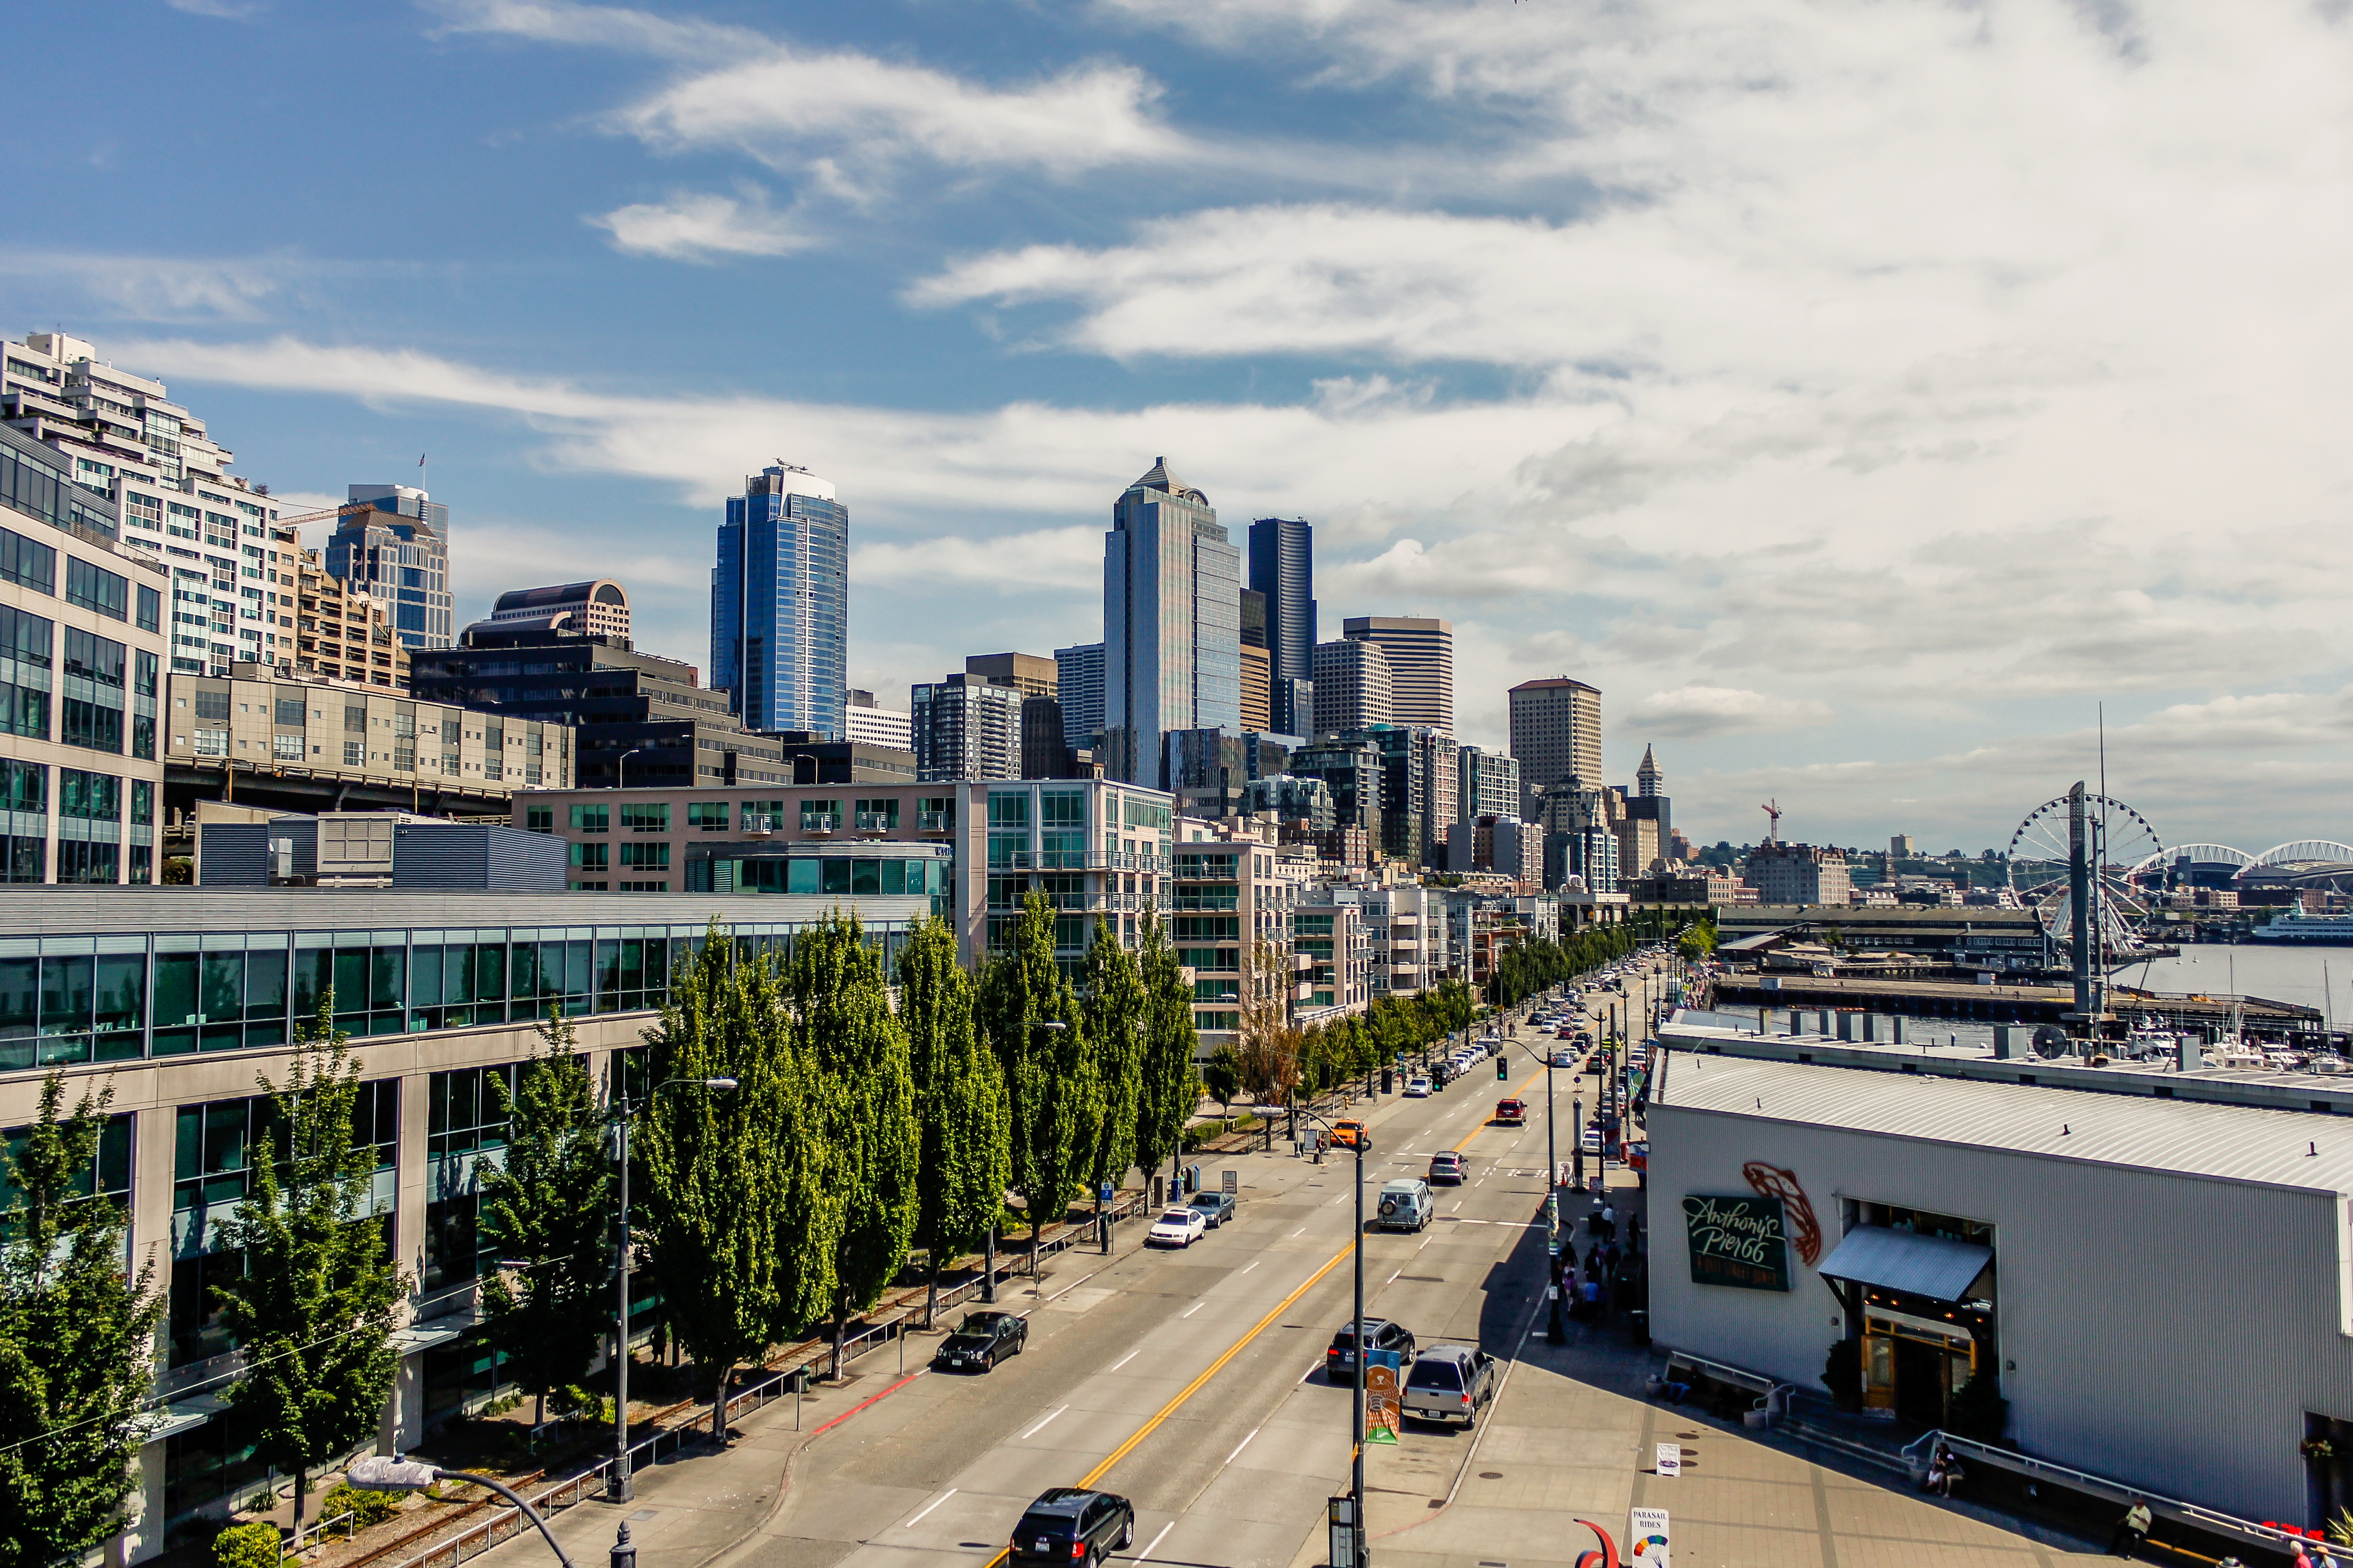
[
  {"left": 2108, "top": 1498, "right": 2153, "bottom": 1558},
  {"left": 1628, "top": 1212, "right": 1643, "bottom": 1252}
]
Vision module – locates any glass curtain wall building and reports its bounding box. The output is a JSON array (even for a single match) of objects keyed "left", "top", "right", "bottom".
[
  {"left": 713, "top": 465, "right": 847, "bottom": 740},
  {"left": 1246, "top": 517, "right": 1315, "bottom": 736},
  {"left": 325, "top": 486, "right": 453, "bottom": 650},
  {"left": 1102, "top": 458, "right": 1239, "bottom": 787}
]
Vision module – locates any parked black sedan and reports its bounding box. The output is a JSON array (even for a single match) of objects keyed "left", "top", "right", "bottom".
[{"left": 933, "top": 1310, "right": 1028, "bottom": 1373}]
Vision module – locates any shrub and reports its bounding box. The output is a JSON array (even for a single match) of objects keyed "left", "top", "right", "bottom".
[
  {"left": 320, "top": 1483, "right": 408, "bottom": 1531},
  {"left": 213, "top": 1522, "right": 281, "bottom": 1568},
  {"left": 1948, "top": 1370, "right": 2009, "bottom": 1444}
]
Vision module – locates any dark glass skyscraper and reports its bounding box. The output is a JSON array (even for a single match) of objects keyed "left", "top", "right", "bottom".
[
  {"left": 1247, "top": 517, "right": 1315, "bottom": 735},
  {"left": 1103, "top": 458, "right": 1240, "bottom": 786},
  {"left": 713, "top": 465, "right": 847, "bottom": 740}
]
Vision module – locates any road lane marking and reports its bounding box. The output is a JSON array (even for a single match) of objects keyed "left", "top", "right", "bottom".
[
  {"left": 1020, "top": 1405, "right": 1069, "bottom": 1440},
  {"left": 1134, "top": 1521, "right": 1175, "bottom": 1562},
  {"left": 1109, "top": 1349, "right": 1141, "bottom": 1372},
  {"left": 1386, "top": 1269, "right": 1400, "bottom": 1284},
  {"left": 1225, "top": 1426, "right": 1261, "bottom": 1465},
  {"left": 1291, "top": 1227, "right": 1306, "bottom": 1237},
  {"left": 1181, "top": 1301, "right": 1204, "bottom": 1318},
  {"left": 1239, "top": 1260, "right": 1259, "bottom": 1274},
  {"left": 1450, "top": 1200, "right": 1462, "bottom": 1212},
  {"left": 1069, "top": 1241, "right": 1355, "bottom": 1491},
  {"left": 900, "top": 1489, "right": 956, "bottom": 1529}
]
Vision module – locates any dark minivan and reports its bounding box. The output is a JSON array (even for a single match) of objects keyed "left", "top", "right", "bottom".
[{"left": 1009, "top": 1488, "right": 1135, "bottom": 1565}]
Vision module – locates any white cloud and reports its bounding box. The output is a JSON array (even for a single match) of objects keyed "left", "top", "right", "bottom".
[
  {"left": 852, "top": 527, "right": 1102, "bottom": 594},
  {"left": 1627, "top": 685, "right": 1834, "bottom": 739},
  {"left": 425, "top": 0, "right": 763, "bottom": 60},
  {"left": 591, "top": 187, "right": 815, "bottom": 261}
]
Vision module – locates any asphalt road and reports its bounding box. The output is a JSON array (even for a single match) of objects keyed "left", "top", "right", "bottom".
[{"left": 740, "top": 966, "right": 1660, "bottom": 1568}]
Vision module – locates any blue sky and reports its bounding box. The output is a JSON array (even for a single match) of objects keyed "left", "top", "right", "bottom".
[{"left": 10, "top": 0, "right": 2353, "bottom": 854}]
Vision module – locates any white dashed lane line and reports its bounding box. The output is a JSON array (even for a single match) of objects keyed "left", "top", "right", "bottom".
[
  {"left": 1181, "top": 1301, "right": 1204, "bottom": 1319},
  {"left": 1109, "top": 1348, "right": 1141, "bottom": 1372},
  {"left": 1020, "top": 1406, "right": 1069, "bottom": 1440},
  {"left": 899, "top": 1489, "right": 956, "bottom": 1529}
]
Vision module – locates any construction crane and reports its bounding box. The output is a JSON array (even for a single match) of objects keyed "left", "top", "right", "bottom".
[{"left": 1761, "top": 799, "right": 1783, "bottom": 843}]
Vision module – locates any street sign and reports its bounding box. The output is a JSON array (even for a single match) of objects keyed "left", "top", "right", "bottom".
[
  {"left": 1655, "top": 1442, "right": 1681, "bottom": 1478},
  {"left": 1222, "top": 1169, "right": 1238, "bottom": 1194},
  {"left": 1365, "top": 1349, "right": 1403, "bottom": 1444},
  {"left": 1629, "top": 1506, "right": 1671, "bottom": 1567},
  {"left": 1327, "top": 1496, "right": 1358, "bottom": 1568},
  {"left": 1681, "top": 1193, "right": 1792, "bottom": 1292}
]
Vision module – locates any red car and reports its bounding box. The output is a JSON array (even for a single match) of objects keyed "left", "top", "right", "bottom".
[{"left": 1494, "top": 1097, "right": 1527, "bottom": 1126}]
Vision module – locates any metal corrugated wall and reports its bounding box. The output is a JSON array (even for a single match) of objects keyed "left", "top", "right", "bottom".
[{"left": 1650, "top": 1100, "right": 2351, "bottom": 1523}]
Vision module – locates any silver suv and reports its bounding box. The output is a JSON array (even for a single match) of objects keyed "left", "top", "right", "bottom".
[{"left": 1402, "top": 1344, "right": 1499, "bottom": 1428}]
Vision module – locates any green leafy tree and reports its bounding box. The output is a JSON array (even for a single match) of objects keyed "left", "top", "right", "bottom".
[
  {"left": 479, "top": 1013, "right": 615, "bottom": 1429},
  {"left": 1677, "top": 921, "right": 1718, "bottom": 961},
  {"left": 639, "top": 927, "right": 835, "bottom": 1442},
  {"left": 981, "top": 893, "right": 1095, "bottom": 1243},
  {"left": 1131, "top": 911, "right": 1197, "bottom": 1185},
  {"left": 1082, "top": 919, "right": 1147, "bottom": 1202},
  {"left": 899, "top": 917, "right": 1009, "bottom": 1326},
  {"left": 0, "top": 1076, "right": 164, "bottom": 1568},
  {"left": 216, "top": 1006, "right": 407, "bottom": 1535},
  {"left": 796, "top": 916, "right": 917, "bottom": 1380},
  {"left": 1202, "top": 1044, "right": 1242, "bottom": 1111}
]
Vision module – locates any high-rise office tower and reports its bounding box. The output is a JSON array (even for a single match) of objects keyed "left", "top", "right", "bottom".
[
  {"left": 713, "top": 464, "right": 848, "bottom": 739},
  {"left": 1342, "top": 615, "right": 1451, "bottom": 731},
  {"left": 488, "top": 579, "right": 630, "bottom": 640},
  {"left": 843, "top": 688, "right": 914, "bottom": 751},
  {"left": 1247, "top": 517, "right": 1315, "bottom": 735},
  {"left": 966, "top": 651, "right": 1057, "bottom": 697},
  {"left": 1238, "top": 589, "right": 1271, "bottom": 732},
  {"left": 1103, "top": 457, "right": 1240, "bottom": 785},
  {"left": 329, "top": 485, "right": 454, "bottom": 650},
  {"left": 1312, "top": 637, "right": 1391, "bottom": 735},
  {"left": 1055, "top": 642, "right": 1105, "bottom": 741},
  {"left": 1508, "top": 676, "right": 1603, "bottom": 816}
]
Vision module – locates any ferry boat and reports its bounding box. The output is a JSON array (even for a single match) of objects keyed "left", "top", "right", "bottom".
[{"left": 2249, "top": 909, "right": 2353, "bottom": 944}]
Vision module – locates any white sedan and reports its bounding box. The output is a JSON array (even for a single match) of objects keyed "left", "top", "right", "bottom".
[
  {"left": 1148, "top": 1207, "right": 1209, "bottom": 1248},
  {"left": 1404, "top": 1076, "right": 1433, "bottom": 1098}
]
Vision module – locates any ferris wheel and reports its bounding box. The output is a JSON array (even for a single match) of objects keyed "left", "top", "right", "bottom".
[{"left": 2006, "top": 793, "right": 2163, "bottom": 961}]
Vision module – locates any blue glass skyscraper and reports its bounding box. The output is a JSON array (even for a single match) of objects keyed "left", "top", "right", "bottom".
[
  {"left": 1103, "top": 457, "right": 1240, "bottom": 786},
  {"left": 712, "top": 465, "right": 847, "bottom": 739}
]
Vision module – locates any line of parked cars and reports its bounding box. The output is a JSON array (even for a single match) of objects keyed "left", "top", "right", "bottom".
[
  {"left": 1325, "top": 1320, "right": 1501, "bottom": 1428},
  {"left": 1147, "top": 1186, "right": 1239, "bottom": 1248}
]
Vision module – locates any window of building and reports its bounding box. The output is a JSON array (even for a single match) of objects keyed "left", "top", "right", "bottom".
[
  {"left": 688, "top": 801, "right": 729, "bottom": 831},
  {"left": 64, "top": 558, "right": 130, "bottom": 621},
  {"left": 0, "top": 604, "right": 52, "bottom": 743},
  {"left": 917, "top": 795, "right": 954, "bottom": 832},
  {"left": 800, "top": 799, "right": 840, "bottom": 832},
  {"left": 738, "top": 799, "right": 783, "bottom": 832},
  {"left": 0, "top": 761, "right": 45, "bottom": 885},
  {"left": 342, "top": 740, "right": 362, "bottom": 767},
  {"left": 525, "top": 805, "right": 553, "bottom": 833},
  {"left": 854, "top": 798, "right": 900, "bottom": 832},
  {"left": 621, "top": 802, "right": 668, "bottom": 833},
  {"left": 987, "top": 792, "right": 1030, "bottom": 828},
  {"left": 0, "top": 526, "right": 57, "bottom": 595},
  {"left": 570, "top": 842, "right": 609, "bottom": 872},
  {"left": 1039, "top": 790, "right": 1085, "bottom": 828},
  {"left": 136, "top": 584, "right": 160, "bottom": 633},
  {"left": 619, "top": 842, "right": 668, "bottom": 870},
  {"left": 569, "top": 803, "right": 609, "bottom": 833},
  {"left": 59, "top": 628, "right": 125, "bottom": 754}
]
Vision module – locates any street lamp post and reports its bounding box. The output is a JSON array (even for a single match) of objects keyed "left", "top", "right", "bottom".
[
  {"left": 349, "top": 1458, "right": 575, "bottom": 1568},
  {"left": 609, "top": 1075, "right": 737, "bottom": 1503},
  {"left": 615, "top": 747, "right": 641, "bottom": 792},
  {"left": 1292, "top": 1104, "right": 1368, "bottom": 1568}
]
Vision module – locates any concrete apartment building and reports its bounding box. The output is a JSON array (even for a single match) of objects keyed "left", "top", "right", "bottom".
[
  {"left": 1311, "top": 636, "right": 1391, "bottom": 735},
  {"left": 283, "top": 538, "right": 410, "bottom": 692},
  {"left": 1168, "top": 815, "right": 1315, "bottom": 1043},
  {"left": 1341, "top": 615, "right": 1452, "bottom": 732},
  {"left": 166, "top": 665, "right": 573, "bottom": 823},
  {"left": 0, "top": 422, "right": 171, "bottom": 883},
  {"left": 517, "top": 776, "right": 1178, "bottom": 969},
  {"left": 0, "top": 885, "right": 936, "bottom": 1562},
  {"left": 1745, "top": 840, "right": 1855, "bottom": 905},
  {"left": 911, "top": 674, "right": 1023, "bottom": 782},
  {"left": 843, "top": 687, "right": 913, "bottom": 751}
]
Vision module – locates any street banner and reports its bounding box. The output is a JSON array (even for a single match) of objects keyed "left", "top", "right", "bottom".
[
  {"left": 1365, "top": 1349, "right": 1402, "bottom": 1444},
  {"left": 1629, "top": 1506, "right": 1670, "bottom": 1567},
  {"left": 1655, "top": 1442, "right": 1681, "bottom": 1478}
]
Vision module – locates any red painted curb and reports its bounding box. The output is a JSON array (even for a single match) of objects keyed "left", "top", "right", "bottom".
[{"left": 808, "top": 1369, "right": 925, "bottom": 1440}]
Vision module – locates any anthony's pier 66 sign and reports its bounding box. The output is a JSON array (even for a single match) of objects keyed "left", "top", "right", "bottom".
[{"left": 1681, "top": 1193, "right": 1790, "bottom": 1291}]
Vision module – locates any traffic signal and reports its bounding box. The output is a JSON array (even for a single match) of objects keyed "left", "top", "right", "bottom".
[{"left": 1497, "top": 1057, "right": 1510, "bottom": 1080}]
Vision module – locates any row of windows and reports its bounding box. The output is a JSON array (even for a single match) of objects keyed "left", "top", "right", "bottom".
[
  {"left": 548, "top": 796, "right": 956, "bottom": 835},
  {"left": 0, "top": 922, "right": 919, "bottom": 1072}
]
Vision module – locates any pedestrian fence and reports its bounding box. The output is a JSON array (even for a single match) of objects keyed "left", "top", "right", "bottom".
[{"left": 290, "top": 1507, "right": 360, "bottom": 1554}]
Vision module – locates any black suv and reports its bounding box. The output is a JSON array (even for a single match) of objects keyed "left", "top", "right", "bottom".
[
  {"left": 1326, "top": 1317, "right": 1416, "bottom": 1379},
  {"left": 1189, "top": 1190, "right": 1236, "bottom": 1228},
  {"left": 932, "top": 1310, "right": 1027, "bottom": 1373},
  {"left": 1010, "top": 1488, "right": 1135, "bottom": 1565}
]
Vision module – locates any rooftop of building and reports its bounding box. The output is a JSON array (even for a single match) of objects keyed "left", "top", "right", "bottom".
[
  {"left": 1508, "top": 675, "right": 1601, "bottom": 694},
  {"left": 1653, "top": 1050, "right": 2353, "bottom": 1196},
  {"left": 0, "top": 886, "right": 936, "bottom": 937}
]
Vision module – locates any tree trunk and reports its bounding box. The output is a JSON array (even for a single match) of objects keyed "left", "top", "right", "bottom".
[
  {"left": 829, "top": 1294, "right": 846, "bottom": 1383},
  {"left": 535, "top": 1389, "right": 547, "bottom": 1431},
  {"left": 712, "top": 1364, "right": 729, "bottom": 1446},
  {"left": 924, "top": 1253, "right": 940, "bottom": 1331},
  {"left": 293, "top": 1464, "right": 308, "bottom": 1537}
]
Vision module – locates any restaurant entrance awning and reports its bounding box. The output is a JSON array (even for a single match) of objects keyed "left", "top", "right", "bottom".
[{"left": 1817, "top": 1226, "right": 1991, "bottom": 1302}]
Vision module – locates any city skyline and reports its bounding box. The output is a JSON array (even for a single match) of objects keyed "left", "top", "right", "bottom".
[{"left": 8, "top": 4, "right": 2349, "bottom": 851}]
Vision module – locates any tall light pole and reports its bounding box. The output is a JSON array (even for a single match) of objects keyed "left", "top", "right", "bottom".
[
  {"left": 615, "top": 746, "right": 641, "bottom": 791},
  {"left": 609, "top": 1074, "right": 737, "bottom": 1503},
  {"left": 1294, "top": 1105, "right": 1368, "bottom": 1567},
  {"left": 351, "top": 1458, "right": 575, "bottom": 1568}
]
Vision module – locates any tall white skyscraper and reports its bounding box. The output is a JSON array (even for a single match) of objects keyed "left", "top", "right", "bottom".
[
  {"left": 1102, "top": 457, "right": 1240, "bottom": 785},
  {"left": 1343, "top": 615, "right": 1452, "bottom": 731}
]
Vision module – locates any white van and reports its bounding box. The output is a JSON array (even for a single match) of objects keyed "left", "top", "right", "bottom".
[{"left": 1375, "top": 1179, "right": 1435, "bottom": 1232}]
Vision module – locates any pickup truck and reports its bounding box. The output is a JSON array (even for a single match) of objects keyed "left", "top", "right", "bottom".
[{"left": 1493, "top": 1097, "right": 1527, "bottom": 1126}]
